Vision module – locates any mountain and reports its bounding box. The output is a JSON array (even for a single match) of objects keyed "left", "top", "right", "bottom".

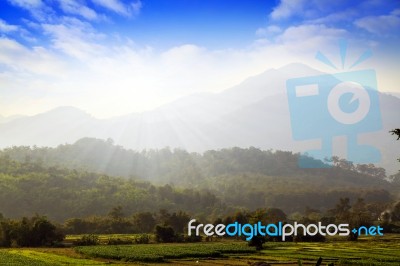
[
  {"left": 0, "top": 114, "right": 26, "bottom": 124},
  {"left": 0, "top": 63, "right": 399, "bottom": 174},
  {"left": 387, "top": 92, "right": 400, "bottom": 99},
  {"left": 0, "top": 106, "right": 101, "bottom": 147}
]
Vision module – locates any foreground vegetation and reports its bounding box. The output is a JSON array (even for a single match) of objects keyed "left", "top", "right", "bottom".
[
  {"left": 257, "top": 236, "right": 400, "bottom": 265},
  {"left": 0, "top": 249, "right": 104, "bottom": 265},
  {"left": 75, "top": 242, "right": 256, "bottom": 262},
  {"left": 0, "top": 235, "right": 399, "bottom": 265}
]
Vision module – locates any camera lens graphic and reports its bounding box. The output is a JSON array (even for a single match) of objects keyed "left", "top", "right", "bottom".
[{"left": 327, "top": 81, "right": 371, "bottom": 125}]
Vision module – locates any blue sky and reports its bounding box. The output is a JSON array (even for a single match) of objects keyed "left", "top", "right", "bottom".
[{"left": 0, "top": 0, "right": 399, "bottom": 118}]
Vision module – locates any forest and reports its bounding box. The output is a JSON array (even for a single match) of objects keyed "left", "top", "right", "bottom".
[{"left": 0, "top": 137, "right": 398, "bottom": 223}]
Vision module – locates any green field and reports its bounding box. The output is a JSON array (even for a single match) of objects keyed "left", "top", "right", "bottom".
[
  {"left": 256, "top": 238, "right": 400, "bottom": 265},
  {"left": 0, "top": 235, "right": 400, "bottom": 265},
  {"left": 75, "top": 242, "right": 256, "bottom": 262},
  {"left": 0, "top": 250, "right": 105, "bottom": 265}
]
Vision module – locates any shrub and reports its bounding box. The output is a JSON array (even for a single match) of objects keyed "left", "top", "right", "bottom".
[
  {"left": 155, "top": 225, "right": 176, "bottom": 243},
  {"left": 73, "top": 234, "right": 99, "bottom": 246},
  {"left": 184, "top": 234, "right": 202, "bottom": 243},
  {"left": 248, "top": 235, "right": 265, "bottom": 250},
  {"left": 133, "top": 234, "right": 150, "bottom": 244},
  {"left": 0, "top": 216, "right": 64, "bottom": 247},
  {"left": 106, "top": 237, "right": 132, "bottom": 245}
]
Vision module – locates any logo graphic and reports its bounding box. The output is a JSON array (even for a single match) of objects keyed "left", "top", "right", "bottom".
[
  {"left": 286, "top": 40, "right": 382, "bottom": 168},
  {"left": 188, "top": 219, "right": 383, "bottom": 241}
]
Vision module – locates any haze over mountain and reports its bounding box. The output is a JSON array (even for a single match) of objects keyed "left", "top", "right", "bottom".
[{"left": 1, "top": 63, "right": 399, "bottom": 174}]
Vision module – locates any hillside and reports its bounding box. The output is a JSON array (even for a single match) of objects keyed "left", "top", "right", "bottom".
[{"left": 0, "top": 140, "right": 397, "bottom": 221}]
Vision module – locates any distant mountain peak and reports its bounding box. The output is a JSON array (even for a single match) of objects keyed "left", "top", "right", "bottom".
[
  {"left": 46, "top": 106, "right": 89, "bottom": 114},
  {"left": 33, "top": 106, "right": 94, "bottom": 120},
  {"left": 277, "top": 62, "right": 322, "bottom": 77},
  {"left": 0, "top": 114, "right": 27, "bottom": 124}
]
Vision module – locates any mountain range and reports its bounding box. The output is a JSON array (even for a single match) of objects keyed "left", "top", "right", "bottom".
[{"left": 1, "top": 63, "right": 399, "bottom": 174}]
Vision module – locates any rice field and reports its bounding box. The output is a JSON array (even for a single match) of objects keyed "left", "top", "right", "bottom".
[
  {"left": 0, "top": 249, "right": 105, "bottom": 265},
  {"left": 0, "top": 234, "right": 399, "bottom": 265},
  {"left": 75, "top": 242, "right": 256, "bottom": 262}
]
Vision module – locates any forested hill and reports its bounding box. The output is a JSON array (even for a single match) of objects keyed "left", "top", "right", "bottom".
[
  {"left": 0, "top": 138, "right": 397, "bottom": 221},
  {"left": 0, "top": 156, "right": 222, "bottom": 221},
  {"left": 1, "top": 137, "right": 393, "bottom": 185}
]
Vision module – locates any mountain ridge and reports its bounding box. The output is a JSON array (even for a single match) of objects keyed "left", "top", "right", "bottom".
[{"left": 1, "top": 63, "right": 399, "bottom": 173}]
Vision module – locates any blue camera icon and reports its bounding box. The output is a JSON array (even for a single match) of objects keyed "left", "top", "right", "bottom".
[{"left": 286, "top": 69, "right": 382, "bottom": 168}]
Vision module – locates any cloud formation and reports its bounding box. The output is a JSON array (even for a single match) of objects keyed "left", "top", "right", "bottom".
[
  {"left": 0, "top": 19, "right": 19, "bottom": 33},
  {"left": 92, "top": 0, "right": 142, "bottom": 17},
  {"left": 355, "top": 9, "right": 400, "bottom": 36},
  {"left": 270, "top": 0, "right": 306, "bottom": 20},
  {"left": 0, "top": 0, "right": 399, "bottom": 118},
  {"left": 7, "top": 0, "right": 43, "bottom": 9},
  {"left": 58, "top": 0, "right": 99, "bottom": 21}
]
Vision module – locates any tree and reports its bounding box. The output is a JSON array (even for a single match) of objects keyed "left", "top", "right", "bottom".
[
  {"left": 155, "top": 225, "right": 175, "bottom": 243},
  {"left": 391, "top": 201, "right": 400, "bottom": 222},
  {"left": 133, "top": 212, "right": 156, "bottom": 233},
  {"left": 250, "top": 208, "right": 286, "bottom": 224},
  {"left": 350, "top": 198, "right": 372, "bottom": 227},
  {"left": 329, "top": 198, "right": 351, "bottom": 222},
  {"left": 108, "top": 206, "right": 124, "bottom": 220},
  {"left": 331, "top": 156, "right": 354, "bottom": 171},
  {"left": 391, "top": 128, "right": 400, "bottom": 162},
  {"left": 265, "top": 208, "right": 287, "bottom": 223},
  {"left": 390, "top": 129, "right": 400, "bottom": 140},
  {"left": 168, "top": 211, "right": 190, "bottom": 234},
  {"left": 0, "top": 220, "right": 12, "bottom": 247},
  {"left": 248, "top": 235, "right": 265, "bottom": 250},
  {"left": 356, "top": 164, "right": 386, "bottom": 179},
  {"left": 2, "top": 216, "right": 64, "bottom": 247},
  {"left": 64, "top": 218, "right": 89, "bottom": 234},
  {"left": 389, "top": 171, "right": 400, "bottom": 184},
  {"left": 31, "top": 216, "right": 62, "bottom": 246}
]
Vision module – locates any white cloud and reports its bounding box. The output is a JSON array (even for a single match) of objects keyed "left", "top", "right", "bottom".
[
  {"left": 306, "top": 9, "right": 358, "bottom": 24},
  {"left": 0, "top": 31, "right": 293, "bottom": 117},
  {"left": 0, "top": 19, "right": 19, "bottom": 32},
  {"left": 130, "top": 0, "right": 142, "bottom": 15},
  {"left": 355, "top": 12, "right": 400, "bottom": 36},
  {"left": 270, "top": 0, "right": 306, "bottom": 20},
  {"left": 8, "top": 0, "right": 55, "bottom": 22},
  {"left": 91, "top": 0, "right": 142, "bottom": 17},
  {"left": 256, "top": 25, "right": 282, "bottom": 36},
  {"left": 269, "top": 0, "right": 393, "bottom": 26},
  {"left": 42, "top": 17, "right": 106, "bottom": 60},
  {"left": 58, "top": 0, "right": 99, "bottom": 21},
  {"left": 7, "top": 0, "right": 43, "bottom": 9},
  {"left": 278, "top": 24, "right": 347, "bottom": 46},
  {"left": 392, "top": 9, "right": 400, "bottom": 16},
  {"left": 0, "top": 37, "right": 68, "bottom": 76}
]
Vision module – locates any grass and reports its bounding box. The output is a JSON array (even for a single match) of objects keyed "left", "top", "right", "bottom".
[
  {"left": 0, "top": 249, "right": 106, "bottom": 265},
  {"left": 75, "top": 242, "right": 256, "bottom": 262},
  {"left": 259, "top": 242, "right": 400, "bottom": 265},
  {"left": 1, "top": 234, "right": 399, "bottom": 265},
  {"left": 65, "top": 234, "right": 142, "bottom": 241},
  {"left": 65, "top": 233, "right": 151, "bottom": 245},
  {"left": 0, "top": 250, "right": 54, "bottom": 266},
  {"left": 250, "top": 235, "right": 400, "bottom": 265}
]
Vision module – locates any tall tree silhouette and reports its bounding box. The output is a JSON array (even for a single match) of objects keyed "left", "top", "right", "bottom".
[
  {"left": 391, "top": 128, "right": 400, "bottom": 162},
  {"left": 390, "top": 129, "right": 400, "bottom": 140}
]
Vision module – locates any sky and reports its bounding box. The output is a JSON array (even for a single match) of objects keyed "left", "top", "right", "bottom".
[{"left": 0, "top": 0, "right": 399, "bottom": 118}]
